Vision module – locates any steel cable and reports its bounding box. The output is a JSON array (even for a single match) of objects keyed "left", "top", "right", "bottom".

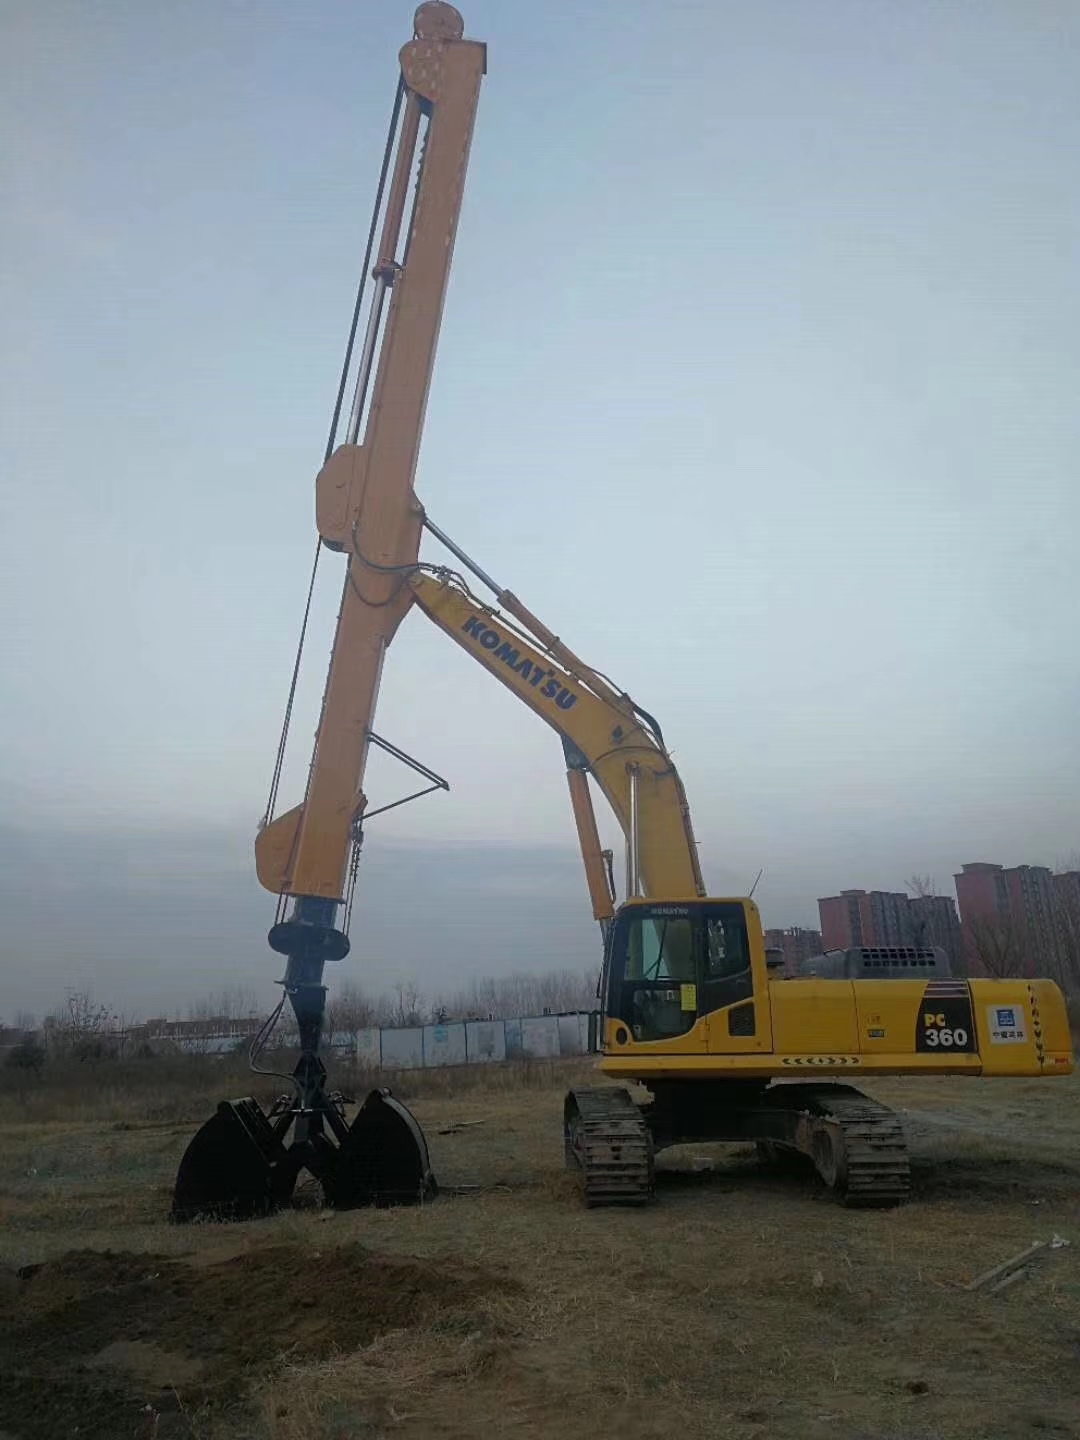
[{"left": 261, "top": 75, "right": 407, "bottom": 835}]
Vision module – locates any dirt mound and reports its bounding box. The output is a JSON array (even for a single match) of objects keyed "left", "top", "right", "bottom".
[{"left": 0, "top": 1242, "right": 507, "bottom": 1439}]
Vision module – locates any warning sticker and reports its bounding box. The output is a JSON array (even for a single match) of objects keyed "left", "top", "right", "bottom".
[
  {"left": 987, "top": 1004, "right": 1027, "bottom": 1045},
  {"left": 680, "top": 983, "right": 698, "bottom": 1012}
]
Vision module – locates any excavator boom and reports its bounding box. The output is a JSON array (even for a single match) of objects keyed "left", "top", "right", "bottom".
[{"left": 409, "top": 569, "right": 705, "bottom": 904}]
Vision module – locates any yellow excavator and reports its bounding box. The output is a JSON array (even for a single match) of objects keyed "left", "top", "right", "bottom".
[{"left": 172, "top": 3, "right": 1074, "bottom": 1220}]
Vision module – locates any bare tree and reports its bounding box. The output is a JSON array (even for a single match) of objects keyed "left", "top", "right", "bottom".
[
  {"left": 187, "top": 987, "right": 260, "bottom": 1022},
  {"left": 905, "top": 874, "right": 938, "bottom": 899},
  {"left": 5, "top": 1037, "right": 45, "bottom": 1073},
  {"left": 387, "top": 980, "right": 426, "bottom": 1028},
  {"left": 325, "top": 980, "right": 376, "bottom": 1036},
  {"left": 1051, "top": 860, "right": 1080, "bottom": 994},
  {"left": 45, "top": 991, "right": 119, "bottom": 1060},
  {"left": 905, "top": 875, "right": 935, "bottom": 950},
  {"left": 431, "top": 967, "right": 598, "bottom": 1021},
  {"left": 966, "top": 916, "right": 1026, "bottom": 979},
  {"left": 1055, "top": 900, "right": 1080, "bottom": 993}
]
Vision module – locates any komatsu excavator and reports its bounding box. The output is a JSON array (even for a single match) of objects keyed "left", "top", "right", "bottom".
[{"left": 172, "top": 3, "right": 1074, "bottom": 1221}]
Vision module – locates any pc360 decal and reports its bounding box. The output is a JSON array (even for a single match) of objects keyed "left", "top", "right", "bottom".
[{"left": 915, "top": 980, "right": 977, "bottom": 1053}]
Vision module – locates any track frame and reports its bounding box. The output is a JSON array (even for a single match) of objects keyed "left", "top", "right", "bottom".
[{"left": 565, "top": 1081, "right": 911, "bottom": 1208}]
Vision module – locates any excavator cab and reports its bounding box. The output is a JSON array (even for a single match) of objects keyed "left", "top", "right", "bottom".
[{"left": 602, "top": 899, "right": 761, "bottom": 1048}]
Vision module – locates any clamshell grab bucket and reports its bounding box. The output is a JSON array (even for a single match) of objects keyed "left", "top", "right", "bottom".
[{"left": 171, "top": 1089, "right": 435, "bottom": 1222}]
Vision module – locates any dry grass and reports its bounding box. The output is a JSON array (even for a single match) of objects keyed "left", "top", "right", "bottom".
[
  {"left": 0, "top": 1053, "right": 596, "bottom": 1127},
  {"left": 2, "top": 1062, "right": 1079, "bottom": 1440}
]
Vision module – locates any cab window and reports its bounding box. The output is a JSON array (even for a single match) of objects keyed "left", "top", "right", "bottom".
[
  {"left": 627, "top": 915, "right": 695, "bottom": 982},
  {"left": 620, "top": 913, "right": 696, "bottom": 1041},
  {"left": 700, "top": 910, "right": 753, "bottom": 1016},
  {"left": 706, "top": 914, "right": 751, "bottom": 978}
]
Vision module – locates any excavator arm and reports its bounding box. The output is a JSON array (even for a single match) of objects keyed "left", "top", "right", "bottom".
[{"left": 408, "top": 568, "right": 706, "bottom": 908}]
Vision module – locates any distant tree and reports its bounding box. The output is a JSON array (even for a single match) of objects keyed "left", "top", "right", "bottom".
[
  {"left": 325, "top": 980, "right": 377, "bottom": 1035},
  {"left": 46, "top": 991, "right": 119, "bottom": 1061},
  {"left": 966, "top": 916, "right": 1026, "bottom": 979},
  {"left": 388, "top": 981, "right": 426, "bottom": 1028},
  {"left": 186, "top": 987, "right": 260, "bottom": 1023},
  {"left": 1051, "top": 860, "right": 1080, "bottom": 993},
  {"left": 905, "top": 875, "right": 934, "bottom": 948},
  {"left": 905, "top": 874, "right": 938, "bottom": 899},
  {"left": 217, "top": 986, "right": 260, "bottom": 1019},
  {"left": 430, "top": 967, "right": 598, "bottom": 1021},
  {"left": 5, "top": 1038, "right": 45, "bottom": 1073},
  {"left": 1055, "top": 907, "right": 1080, "bottom": 993}
]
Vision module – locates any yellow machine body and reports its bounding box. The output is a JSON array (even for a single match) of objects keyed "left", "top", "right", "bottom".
[
  {"left": 597, "top": 900, "right": 1074, "bottom": 1083},
  {"left": 408, "top": 570, "right": 1075, "bottom": 1100}
]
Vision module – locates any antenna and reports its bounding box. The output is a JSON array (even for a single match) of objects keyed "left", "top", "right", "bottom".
[{"left": 748, "top": 867, "right": 764, "bottom": 898}]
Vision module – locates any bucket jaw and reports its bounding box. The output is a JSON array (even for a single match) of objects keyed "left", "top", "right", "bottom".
[
  {"left": 171, "top": 1098, "right": 293, "bottom": 1222},
  {"left": 324, "top": 1089, "right": 436, "bottom": 1207},
  {"left": 171, "top": 1087, "right": 435, "bottom": 1222}
]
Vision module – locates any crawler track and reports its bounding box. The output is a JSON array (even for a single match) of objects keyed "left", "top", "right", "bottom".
[
  {"left": 564, "top": 1081, "right": 910, "bottom": 1209},
  {"left": 564, "top": 1087, "right": 653, "bottom": 1207},
  {"left": 787, "top": 1084, "right": 911, "bottom": 1207}
]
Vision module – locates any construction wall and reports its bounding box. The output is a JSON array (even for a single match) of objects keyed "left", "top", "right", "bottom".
[
  {"left": 149, "top": 1010, "right": 595, "bottom": 1065},
  {"left": 327, "top": 1011, "right": 592, "bottom": 1070}
]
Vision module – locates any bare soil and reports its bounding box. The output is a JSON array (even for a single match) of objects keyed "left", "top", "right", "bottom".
[
  {"left": 0, "top": 1243, "right": 509, "bottom": 1438},
  {"left": 1, "top": 1062, "right": 1079, "bottom": 1440}
]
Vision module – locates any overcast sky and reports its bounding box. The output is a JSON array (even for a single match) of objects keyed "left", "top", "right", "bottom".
[{"left": 3, "top": 0, "right": 1078, "bottom": 1020}]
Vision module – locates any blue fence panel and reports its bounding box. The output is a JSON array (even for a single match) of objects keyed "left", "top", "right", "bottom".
[
  {"left": 423, "top": 1022, "right": 467, "bottom": 1067},
  {"left": 520, "top": 1015, "right": 560, "bottom": 1058},
  {"left": 466, "top": 1020, "right": 506, "bottom": 1063},
  {"left": 381, "top": 1026, "right": 424, "bottom": 1069}
]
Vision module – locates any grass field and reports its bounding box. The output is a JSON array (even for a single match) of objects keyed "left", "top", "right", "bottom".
[{"left": 1, "top": 1058, "right": 1078, "bottom": 1440}]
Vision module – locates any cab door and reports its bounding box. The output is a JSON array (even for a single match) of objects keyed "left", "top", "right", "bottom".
[
  {"left": 616, "top": 908, "right": 707, "bottom": 1053},
  {"left": 700, "top": 907, "right": 771, "bottom": 1055}
]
